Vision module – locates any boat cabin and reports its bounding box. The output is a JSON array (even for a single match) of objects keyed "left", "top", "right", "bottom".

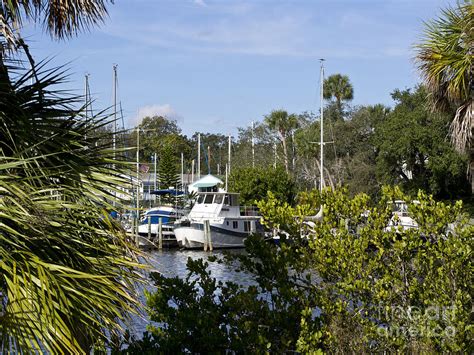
[{"left": 189, "top": 192, "right": 241, "bottom": 219}]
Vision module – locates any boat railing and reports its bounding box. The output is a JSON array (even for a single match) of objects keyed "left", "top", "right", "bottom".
[{"left": 240, "top": 206, "right": 260, "bottom": 216}]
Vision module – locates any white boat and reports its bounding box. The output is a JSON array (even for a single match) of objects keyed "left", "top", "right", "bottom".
[
  {"left": 136, "top": 206, "right": 182, "bottom": 248},
  {"left": 385, "top": 200, "right": 419, "bottom": 231},
  {"left": 174, "top": 192, "right": 261, "bottom": 249}
]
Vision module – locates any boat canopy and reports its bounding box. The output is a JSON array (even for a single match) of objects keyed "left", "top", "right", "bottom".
[
  {"left": 150, "top": 189, "right": 184, "bottom": 196},
  {"left": 189, "top": 174, "right": 223, "bottom": 189}
]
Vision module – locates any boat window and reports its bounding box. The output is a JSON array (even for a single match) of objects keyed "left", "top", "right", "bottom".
[
  {"left": 214, "top": 194, "right": 223, "bottom": 204},
  {"left": 223, "top": 194, "right": 230, "bottom": 206},
  {"left": 204, "top": 194, "right": 214, "bottom": 204},
  {"left": 228, "top": 194, "right": 239, "bottom": 207},
  {"left": 233, "top": 221, "right": 238, "bottom": 229},
  {"left": 197, "top": 194, "right": 205, "bottom": 204},
  {"left": 244, "top": 221, "right": 251, "bottom": 232}
]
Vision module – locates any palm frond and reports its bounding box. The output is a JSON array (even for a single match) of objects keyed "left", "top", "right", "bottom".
[
  {"left": 0, "top": 59, "right": 144, "bottom": 353},
  {"left": 415, "top": 1, "right": 473, "bottom": 153}
]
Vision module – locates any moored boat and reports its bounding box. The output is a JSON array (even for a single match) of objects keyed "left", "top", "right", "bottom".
[
  {"left": 384, "top": 200, "right": 419, "bottom": 232},
  {"left": 137, "top": 206, "right": 182, "bottom": 248},
  {"left": 174, "top": 192, "right": 262, "bottom": 249}
]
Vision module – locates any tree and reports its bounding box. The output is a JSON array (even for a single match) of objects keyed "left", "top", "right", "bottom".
[
  {"left": 0, "top": 63, "right": 142, "bottom": 353},
  {"left": 158, "top": 144, "right": 181, "bottom": 192},
  {"left": 415, "top": 1, "right": 473, "bottom": 191},
  {"left": 121, "top": 187, "right": 473, "bottom": 353},
  {"left": 264, "top": 110, "right": 300, "bottom": 173},
  {"left": 228, "top": 166, "right": 296, "bottom": 205},
  {"left": 0, "top": 1, "right": 110, "bottom": 46},
  {"left": 130, "top": 115, "right": 186, "bottom": 163},
  {"left": 374, "top": 87, "right": 469, "bottom": 198},
  {"left": 323, "top": 74, "right": 354, "bottom": 120},
  {"left": 191, "top": 132, "right": 228, "bottom": 176},
  {"left": 0, "top": 1, "right": 144, "bottom": 352},
  {"left": 333, "top": 104, "right": 389, "bottom": 197}
]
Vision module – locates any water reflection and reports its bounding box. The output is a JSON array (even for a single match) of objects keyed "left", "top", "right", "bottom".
[{"left": 131, "top": 249, "right": 251, "bottom": 336}]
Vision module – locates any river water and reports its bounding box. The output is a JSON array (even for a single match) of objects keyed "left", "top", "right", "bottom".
[{"left": 130, "top": 249, "right": 251, "bottom": 337}]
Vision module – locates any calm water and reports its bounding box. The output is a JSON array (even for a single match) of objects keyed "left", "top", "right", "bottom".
[{"left": 131, "top": 249, "right": 252, "bottom": 336}]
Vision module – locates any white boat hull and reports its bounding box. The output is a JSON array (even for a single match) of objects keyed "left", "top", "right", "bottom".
[{"left": 174, "top": 224, "right": 247, "bottom": 249}]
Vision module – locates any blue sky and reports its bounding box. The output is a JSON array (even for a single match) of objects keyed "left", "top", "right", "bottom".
[{"left": 24, "top": 0, "right": 451, "bottom": 137}]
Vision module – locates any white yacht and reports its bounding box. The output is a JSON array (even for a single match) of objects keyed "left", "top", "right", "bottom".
[
  {"left": 385, "top": 200, "right": 419, "bottom": 231},
  {"left": 174, "top": 192, "right": 261, "bottom": 249}
]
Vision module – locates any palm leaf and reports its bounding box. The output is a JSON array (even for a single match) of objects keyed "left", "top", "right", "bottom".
[{"left": 0, "top": 59, "right": 145, "bottom": 353}]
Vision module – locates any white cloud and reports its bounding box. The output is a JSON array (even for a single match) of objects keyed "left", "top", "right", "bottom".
[
  {"left": 103, "top": 2, "right": 414, "bottom": 59},
  {"left": 193, "top": 0, "right": 207, "bottom": 7},
  {"left": 130, "top": 104, "right": 183, "bottom": 126}
]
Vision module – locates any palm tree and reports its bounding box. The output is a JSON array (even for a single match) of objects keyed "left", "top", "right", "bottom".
[
  {"left": 0, "top": 61, "right": 143, "bottom": 353},
  {"left": 1, "top": 0, "right": 110, "bottom": 46},
  {"left": 323, "top": 74, "right": 354, "bottom": 120},
  {"left": 415, "top": 1, "right": 473, "bottom": 191},
  {"left": 0, "top": 1, "right": 145, "bottom": 353},
  {"left": 264, "top": 110, "right": 299, "bottom": 173}
]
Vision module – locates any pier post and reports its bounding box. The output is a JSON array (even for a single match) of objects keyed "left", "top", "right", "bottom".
[
  {"left": 147, "top": 215, "right": 151, "bottom": 241},
  {"left": 158, "top": 217, "right": 163, "bottom": 250},
  {"left": 207, "top": 220, "right": 213, "bottom": 251},
  {"left": 134, "top": 218, "right": 139, "bottom": 247},
  {"left": 203, "top": 220, "right": 209, "bottom": 251}
]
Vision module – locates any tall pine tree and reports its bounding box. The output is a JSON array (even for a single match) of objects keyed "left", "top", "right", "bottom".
[{"left": 158, "top": 144, "right": 181, "bottom": 204}]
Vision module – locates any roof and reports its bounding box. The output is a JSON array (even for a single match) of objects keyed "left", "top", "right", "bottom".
[{"left": 189, "top": 174, "right": 223, "bottom": 188}]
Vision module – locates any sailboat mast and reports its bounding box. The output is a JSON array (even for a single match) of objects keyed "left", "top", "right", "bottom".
[
  {"left": 319, "top": 59, "right": 325, "bottom": 193},
  {"left": 252, "top": 121, "right": 255, "bottom": 168},
  {"left": 113, "top": 64, "right": 118, "bottom": 161},
  {"left": 197, "top": 133, "right": 201, "bottom": 179},
  {"left": 84, "top": 73, "right": 89, "bottom": 121},
  {"left": 228, "top": 135, "right": 231, "bottom": 175}
]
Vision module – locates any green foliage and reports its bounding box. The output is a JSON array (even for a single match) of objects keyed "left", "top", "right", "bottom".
[
  {"left": 228, "top": 165, "right": 296, "bottom": 205},
  {"left": 263, "top": 186, "right": 473, "bottom": 352},
  {"left": 128, "top": 115, "right": 189, "bottom": 163},
  {"left": 233, "top": 121, "right": 274, "bottom": 169},
  {"left": 157, "top": 144, "right": 181, "bottom": 204},
  {"left": 0, "top": 62, "right": 143, "bottom": 353},
  {"left": 264, "top": 109, "right": 301, "bottom": 173},
  {"left": 0, "top": 0, "right": 111, "bottom": 48},
  {"left": 191, "top": 132, "right": 228, "bottom": 175},
  {"left": 121, "top": 236, "right": 323, "bottom": 353},
  {"left": 415, "top": 1, "right": 473, "bottom": 153},
  {"left": 127, "top": 186, "right": 472, "bottom": 353},
  {"left": 374, "top": 86, "right": 469, "bottom": 198},
  {"left": 323, "top": 73, "right": 354, "bottom": 120}
]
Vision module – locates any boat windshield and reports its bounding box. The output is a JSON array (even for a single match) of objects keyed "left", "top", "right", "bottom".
[
  {"left": 223, "top": 194, "right": 230, "bottom": 205},
  {"left": 197, "top": 194, "right": 205, "bottom": 204},
  {"left": 204, "top": 194, "right": 214, "bottom": 204},
  {"left": 214, "top": 194, "right": 223, "bottom": 204}
]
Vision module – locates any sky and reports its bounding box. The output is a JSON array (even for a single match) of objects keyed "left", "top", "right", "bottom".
[{"left": 23, "top": 0, "right": 452, "bottom": 137}]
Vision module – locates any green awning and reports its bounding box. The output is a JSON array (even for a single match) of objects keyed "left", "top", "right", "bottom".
[{"left": 192, "top": 182, "right": 219, "bottom": 188}]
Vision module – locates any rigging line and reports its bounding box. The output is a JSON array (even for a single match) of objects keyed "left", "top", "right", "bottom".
[
  {"left": 119, "top": 101, "right": 126, "bottom": 131},
  {"left": 118, "top": 101, "right": 129, "bottom": 159}
]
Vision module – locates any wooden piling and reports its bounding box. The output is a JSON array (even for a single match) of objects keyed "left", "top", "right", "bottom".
[
  {"left": 134, "top": 218, "right": 139, "bottom": 247},
  {"left": 207, "top": 220, "right": 213, "bottom": 251},
  {"left": 203, "top": 220, "right": 209, "bottom": 251},
  {"left": 147, "top": 215, "right": 152, "bottom": 241},
  {"left": 158, "top": 217, "right": 163, "bottom": 250}
]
